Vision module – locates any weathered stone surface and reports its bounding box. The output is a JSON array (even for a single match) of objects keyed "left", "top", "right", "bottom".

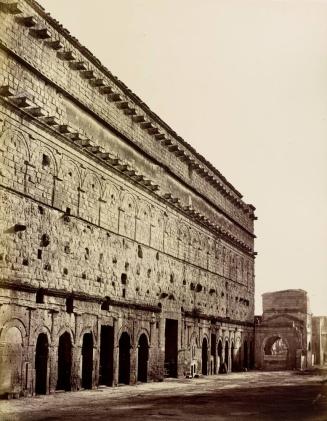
[{"left": 0, "top": 0, "right": 256, "bottom": 398}]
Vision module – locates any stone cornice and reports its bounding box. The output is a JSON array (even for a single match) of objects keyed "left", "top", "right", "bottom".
[
  {"left": 0, "top": 96, "right": 256, "bottom": 256},
  {"left": 0, "top": 0, "right": 257, "bottom": 222}
]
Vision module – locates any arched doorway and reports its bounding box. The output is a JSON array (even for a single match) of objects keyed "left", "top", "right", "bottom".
[
  {"left": 35, "top": 333, "right": 48, "bottom": 394},
  {"left": 119, "top": 332, "right": 131, "bottom": 385},
  {"left": 202, "top": 337, "right": 208, "bottom": 375},
  {"left": 137, "top": 334, "right": 149, "bottom": 382},
  {"left": 217, "top": 340, "right": 223, "bottom": 373},
  {"left": 231, "top": 341, "right": 235, "bottom": 372},
  {"left": 243, "top": 340, "right": 248, "bottom": 369},
  {"left": 224, "top": 340, "right": 229, "bottom": 370},
  {"left": 82, "top": 333, "right": 93, "bottom": 389},
  {"left": 263, "top": 336, "right": 288, "bottom": 370},
  {"left": 0, "top": 326, "right": 23, "bottom": 396},
  {"left": 57, "top": 332, "right": 72, "bottom": 391}
]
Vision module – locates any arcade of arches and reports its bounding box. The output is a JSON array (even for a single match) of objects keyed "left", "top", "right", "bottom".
[{"left": 0, "top": 316, "right": 254, "bottom": 397}]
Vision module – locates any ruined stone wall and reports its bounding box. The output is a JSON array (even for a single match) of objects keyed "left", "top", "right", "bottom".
[{"left": 0, "top": 0, "right": 255, "bottom": 397}]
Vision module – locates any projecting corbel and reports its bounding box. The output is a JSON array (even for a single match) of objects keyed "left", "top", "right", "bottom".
[{"left": 29, "top": 28, "right": 52, "bottom": 39}]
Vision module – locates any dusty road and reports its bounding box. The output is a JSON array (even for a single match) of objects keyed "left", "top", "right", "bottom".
[{"left": 1, "top": 370, "right": 326, "bottom": 421}]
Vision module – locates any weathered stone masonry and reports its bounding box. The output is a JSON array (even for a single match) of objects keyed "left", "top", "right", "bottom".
[{"left": 0, "top": 0, "right": 256, "bottom": 397}]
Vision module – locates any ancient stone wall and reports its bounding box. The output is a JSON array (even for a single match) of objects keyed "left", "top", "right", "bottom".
[{"left": 0, "top": 0, "right": 255, "bottom": 398}]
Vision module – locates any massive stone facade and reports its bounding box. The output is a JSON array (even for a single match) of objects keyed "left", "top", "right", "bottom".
[
  {"left": 255, "top": 290, "right": 312, "bottom": 370},
  {"left": 0, "top": 0, "right": 256, "bottom": 397}
]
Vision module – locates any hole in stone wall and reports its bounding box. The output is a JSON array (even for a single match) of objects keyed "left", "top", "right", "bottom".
[
  {"left": 156, "top": 252, "right": 159, "bottom": 260},
  {"left": 136, "top": 287, "right": 139, "bottom": 292},
  {"left": 64, "top": 244, "right": 70, "bottom": 254},
  {"left": 170, "top": 274, "right": 174, "bottom": 283},
  {"left": 122, "top": 288, "right": 126, "bottom": 298},
  {"left": 111, "top": 281, "right": 115, "bottom": 287},
  {"left": 38, "top": 206, "right": 44, "bottom": 215},
  {"left": 66, "top": 296, "right": 73, "bottom": 313},
  {"left": 85, "top": 248, "right": 89, "bottom": 260},
  {"left": 97, "top": 276, "right": 102, "bottom": 283},
  {"left": 183, "top": 280, "right": 186, "bottom": 285},
  {"left": 125, "top": 262, "right": 129, "bottom": 270},
  {"left": 121, "top": 273, "right": 127, "bottom": 285},
  {"left": 147, "top": 269, "right": 151, "bottom": 278},
  {"left": 82, "top": 272, "right": 87, "bottom": 279},
  {"left": 65, "top": 207, "right": 71, "bottom": 215},
  {"left": 37, "top": 249, "right": 42, "bottom": 259},
  {"left": 41, "top": 234, "right": 50, "bottom": 247},
  {"left": 137, "top": 245, "right": 143, "bottom": 258},
  {"left": 42, "top": 153, "right": 50, "bottom": 167},
  {"left": 63, "top": 268, "right": 68, "bottom": 275},
  {"left": 22, "top": 258, "right": 29, "bottom": 266},
  {"left": 112, "top": 257, "right": 117, "bottom": 264},
  {"left": 44, "top": 263, "right": 51, "bottom": 271},
  {"left": 146, "top": 289, "right": 149, "bottom": 294},
  {"left": 36, "top": 289, "right": 44, "bottom": 304},
  {"left": 68, "top": 171, "right": 72, "bottom": 177},
  {"left": 196, "top": 284, "right": 202, "bottom": 292},
  {"left": 99, "top": 253, "right": 104, "bottom": 263},
  {"left": 156, "top": 322, "right": 159, "bottom": 328},
  {"left": 190, "top": 283, "right": 195, "bottom": 291},
  {"left": 0, "top": 253, "right": 3, "bottom": 261},
  {"left": 221, "top": 292, "right": 224, "bottom": 297},
  {"left": 101, "top": 296, "right": 110, "bottom": 311}
]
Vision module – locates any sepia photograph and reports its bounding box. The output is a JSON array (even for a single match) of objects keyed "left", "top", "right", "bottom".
[{"left": 0, "top": 0, "right": 326, "bottom": 419}]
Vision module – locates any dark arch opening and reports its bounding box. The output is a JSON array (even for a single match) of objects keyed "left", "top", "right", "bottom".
[
  {"left": 249, "top": 341, "right": 255, "bottom": 369},
  {"left": 224, "top": 340, "right": 229, "bottom": 370},
  {"left": 244, "top": 340, "right": 248, "bottom": 369},
  {"left": 137, "top": 334, "right": 149, "bottom": 383},
  {"left": 35, "top": 333, "right": 48, "bottom": 395},
  {"left": 231, "top": 341, "right": 235, "bottom": 372},
  {"left": 82, "top": 333, "right": 93, "bottom": 389},
  {"left": 119, "top": 332, "right": 131, "bottom": 385},
  {"left": 217, "top": 340, "right": 223, "bottom": 373},
  {"left": 202, "top": 337, "right": 208, "bottom": 375},
  {"left": 264, "top": 336, "right": 288, "bottom": 356},
  {"left": 57, "top": 332, "right": 72, "bottom": 391}
]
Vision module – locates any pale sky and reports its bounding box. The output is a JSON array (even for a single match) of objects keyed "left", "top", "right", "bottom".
[{"left": 40, "top": 0, "right": 327, "bottom": 315}]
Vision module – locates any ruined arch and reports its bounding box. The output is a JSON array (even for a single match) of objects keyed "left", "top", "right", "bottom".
[
  {"left": 137, "top": 333, "right": 149, "bottom": 383},
  {"left": 35, "top": 333, "right": 49, "bottom": 395},
  {"left": 56, "top": 331, "right": 72, "bottom": 391},
  {"left": 119, "top": 191, "right": 137, "bottom": 238},
  {"left": 0, "top": 325, "right": 24, "bottom": 396},
  {"left": 118, "top": 331, "right": 131, "bottom": 385},
  {"left": 80, "top": 170, "right": 102, "bottom": 224},
  {"left": 0, "top": 128, "right": 30, "bottom": 194}
]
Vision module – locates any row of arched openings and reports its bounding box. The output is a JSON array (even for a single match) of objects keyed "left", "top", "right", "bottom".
[
  {"left": 200, "top": 338, "right": 254, "bottom": 375},
  {"left": 34, "top": 330, "right": 149, "bottom": 395}
]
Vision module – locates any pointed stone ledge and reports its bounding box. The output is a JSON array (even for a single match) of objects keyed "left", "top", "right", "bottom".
[
  {"left": 41, "top": 115, "right": 60, "bottom": 126},
  {"left": 99, "top": 85, "right": 114, "bottom": 95},
  {"left": 18, "top": 16, "right": 38, "bottom": 27},
  {"left": 57, "top": 124, "right": 74, "bottom": 135},
  {"left": 154, "top": 133, "right": 166, "bottom": 141},
  {"left": 90, "top": 78, "right": 105, "bottom": 87},
  {"left": 9, "top": 96, "right": 33, "bottom": 108},
  {"left": 132, "top": 115, "right": 146, "bottom": 123},
  {"left": 46, "top": 39, "right": 64, "bottom": 50},
  {"left": 29, "top": 28, "right": 52, "bottom": 39},
  {"left": 0, "top": 1, "right": 22, "bottom": 14},
  {"left": 57, "top": 50, "right": 76, "bottom": 61},
  {"left": 148, "top": 126, "right": 159, "bottom": 135},
  {"left": 0, "top": 85, "right": 15, "bottom": 97},
  {"left": 27, "top": 106, "right": 46, "bottom": 117},
  {"left": 108, "top": 93, "right": 122, "bottom": 102},
  {"left": 162, "top": 137, "right": 172, "bottom": 146},
  {"left": 69, "top": 61, "right": 87, "bottom": 71},
  {"left": 80, "top": 70, "right": 95, "bottom": 80}
]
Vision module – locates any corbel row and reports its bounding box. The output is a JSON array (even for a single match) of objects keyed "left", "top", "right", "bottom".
[
  {"left": 0, "top": 1, "right": 256, "bottom": 221},
  {"left": 0, "top": 85, "right": 160, "bottom": 195}
]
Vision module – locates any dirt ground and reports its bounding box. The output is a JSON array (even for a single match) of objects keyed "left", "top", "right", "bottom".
[{"left": 1, "top": 370, "right": 326, "bottom": 421}]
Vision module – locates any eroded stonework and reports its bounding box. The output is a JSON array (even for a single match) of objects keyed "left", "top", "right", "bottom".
[{"left": 0, "top": 0, "right": 256, "bottom": 397}]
